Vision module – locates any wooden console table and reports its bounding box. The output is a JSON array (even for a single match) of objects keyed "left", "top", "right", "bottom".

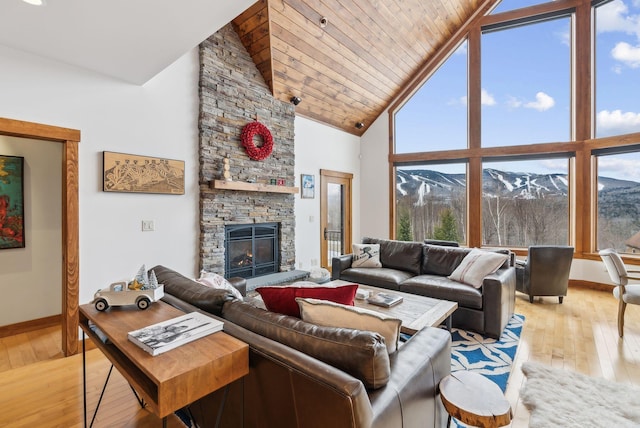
[{"left": 79, "top": 301, "right": 248, "bottom": 427}]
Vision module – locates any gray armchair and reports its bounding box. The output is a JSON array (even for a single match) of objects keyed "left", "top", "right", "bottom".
[{"left": 516, "top": 246, "right": 574, "bottom": 303}]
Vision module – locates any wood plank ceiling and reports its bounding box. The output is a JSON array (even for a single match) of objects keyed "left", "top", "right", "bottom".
[{"left": 232, "top": 0, "right": 486, "bottom": 136}]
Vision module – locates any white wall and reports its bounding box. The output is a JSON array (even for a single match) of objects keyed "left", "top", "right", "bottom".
[
  {"left": 294, "top": 117, "right": 361, "bottom": 270},
  {"left": 0, "top": 137, "right": 62, "bottom": 325},
  {"left": 0, "top": 44, "right": 201, "bottom": 312},
  {"left": 359, "top": 113, "right": 391, "bottom": 240},
  {"left": 359, "top": 108, "right": 615, "bottom": 286}
]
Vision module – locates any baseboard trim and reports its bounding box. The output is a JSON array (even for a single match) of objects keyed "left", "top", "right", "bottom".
[
  {"left": 569, "top": 279, "right": 612, "bottom": 292},
  {"left": 0, "top": 314, "right": 61, "bottom": 338}
]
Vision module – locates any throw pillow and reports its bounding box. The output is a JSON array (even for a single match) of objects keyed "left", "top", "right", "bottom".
[
  {"left": 256, "top": 284, "right": 358, "bottom": 317},
  {"left": 297, "top": 297, "right": 402, "bottom": 353},
  {"left": 351, "top": 243, "right": 382, "bottom": 268},
  {"left": 197, "top": 271, "right": 243, "bottom": 300},
  {"left": 448, "top": 248, "right": 509, "bottom": 288}
]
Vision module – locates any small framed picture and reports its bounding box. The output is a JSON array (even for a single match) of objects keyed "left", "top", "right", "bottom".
[{"left": 301, "top": 174, "right": 315, "bottom": 199}]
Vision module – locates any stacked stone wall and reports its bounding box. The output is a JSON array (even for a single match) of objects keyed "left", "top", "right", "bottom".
[{"left": 199, "top": 24, "right": 296, "bottom": 275}]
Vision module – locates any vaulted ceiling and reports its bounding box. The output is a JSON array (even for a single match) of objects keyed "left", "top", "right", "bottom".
[{"left": 233, "top": 0, "right": 493, "bottom": 135}]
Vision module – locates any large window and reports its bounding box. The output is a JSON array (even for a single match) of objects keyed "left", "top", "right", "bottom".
[
  {"left": 596, "top": 149, "right": 640, "bottom": 252},
  {"left": 394, "top": 42, "right": 468, "bottom": 153},
  {"left": 482, "top": 17, "right": 571, "bottom": 147},
  {"left": 595, "top": 0, "right": 640, "bottom": 138},
  {"left": 482, "top": 159, "right": 569, "bottom": 247},
  {"left": 391, "top": 0, "right": 640, "bottom": 256},
  {"left": 396, "top": 164, "right": 466, "bottom": 244}
]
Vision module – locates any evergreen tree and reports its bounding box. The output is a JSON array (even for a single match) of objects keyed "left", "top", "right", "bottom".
[
  {"left": 397, "top": 210, "right": 413, "bottom": 241},
  {"left": 433, "top": 209, "right": 459, "bottom": 242}
]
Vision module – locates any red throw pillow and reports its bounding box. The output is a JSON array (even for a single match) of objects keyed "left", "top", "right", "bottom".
[{"left": 256, "top": 284, "right": 358, "bottom": 317}]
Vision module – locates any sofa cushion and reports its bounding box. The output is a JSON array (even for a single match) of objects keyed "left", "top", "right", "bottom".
[
  {"left": 421, "top": 245, "right": 472, "bottom": 276},
  {"left": 352, "top": 243, "right": 383, "bottom": 268},
  {"left": 256, "top": 283, "right": 358, "bottom": 317},
  {"left": 339, "top": 267, "right": 414, "bottom": 291},
  {"left": 363, "top": 237, "right": 423, "bottom": 275},
  {"left": 151, "top": 265, "right": 235, "bottom": 316},
  {"left": 400, "top": 275, "right": 483, "bottom": 309},
  {"left": 222, "top": 300, "right": 391, "bottom": 389},
  {"left": 448, "top": 249, "right": 509, "bottom": 288},
  {"left": 296, "top": 297, "right": 402, "bottom": 353}
]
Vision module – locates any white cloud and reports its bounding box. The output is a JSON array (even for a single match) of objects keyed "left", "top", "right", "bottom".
[
  {"left": 598, "top": 156, "right": 640, "bottom": 182},
  {"left": 597, "top": 109, "right": 640, "bottom": 135},
  {"left": 596, "top": 0, "right": 640, "bottom": 37},
  {"left": 481, "top": 89, "right": 496, "bottom": 106},
  {"left": 452, "top": 89, "right": 494, "bottom": 106},
  {"left": 612, "top": 41, "right": 640, "bottom": 67},
  {"left": 506, "top": 96, "right": 522, "bottom": 109},
  {"left": 524, "top": 92, "right": 555, "bottom": 111}
]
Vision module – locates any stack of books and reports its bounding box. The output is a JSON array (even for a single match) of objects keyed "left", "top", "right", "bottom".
[{"left": 128, "top": 312, "right": 223, "bottom": 356}]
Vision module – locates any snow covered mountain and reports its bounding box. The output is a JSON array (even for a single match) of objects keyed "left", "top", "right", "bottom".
[{"left": 396, "top": 168, "right": 640, "bottom": 201}]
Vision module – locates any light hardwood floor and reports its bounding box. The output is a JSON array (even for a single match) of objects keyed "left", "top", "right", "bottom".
[{"left": 0, "top": 286, "right": 638, "bottom": 427}]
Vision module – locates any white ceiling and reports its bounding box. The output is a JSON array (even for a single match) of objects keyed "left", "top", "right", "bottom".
[{"left": 0, "top": 0, "right": 255, "bottom": 84}]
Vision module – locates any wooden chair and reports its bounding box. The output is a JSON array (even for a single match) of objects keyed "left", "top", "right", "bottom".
[{"left": 599, "top": 248, "right": 640, "bottom": 337}]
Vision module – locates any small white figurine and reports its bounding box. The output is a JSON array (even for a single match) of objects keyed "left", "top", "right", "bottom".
[{"left": 223, "top": 156, "right": 232, "bottom": 181}]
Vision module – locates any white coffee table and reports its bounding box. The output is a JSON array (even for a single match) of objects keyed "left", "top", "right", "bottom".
[{"left": 328, "top": 280, "right": 458, "bottom": 335}]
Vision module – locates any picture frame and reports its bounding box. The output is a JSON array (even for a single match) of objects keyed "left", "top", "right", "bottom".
[
  {"left": 301, "top": 174, "right": 315, "bottom": 199},
  {"left": 0, "top": 155, "right": 25, "bottom": 249},
  {"left": 103, "top": 151, "right": 185, "bottom": 194}
]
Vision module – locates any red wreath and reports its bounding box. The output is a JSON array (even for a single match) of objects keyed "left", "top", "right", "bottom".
[{"left": 241, "top": 121, "right": 274, "bottom": 161}]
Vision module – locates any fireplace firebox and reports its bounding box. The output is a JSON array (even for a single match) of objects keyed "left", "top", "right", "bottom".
[{"left": 225, "top": 223, "right": 279, "bottom": 279}]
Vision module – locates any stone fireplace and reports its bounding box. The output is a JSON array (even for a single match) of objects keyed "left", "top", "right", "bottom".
[{"left": 198, "top": 24, "right": 296, "bottom": 277}]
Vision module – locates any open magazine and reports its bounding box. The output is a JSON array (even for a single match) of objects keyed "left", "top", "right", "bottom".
[{"left": 128, "top": 312, "right": 223, "bottom": 356}]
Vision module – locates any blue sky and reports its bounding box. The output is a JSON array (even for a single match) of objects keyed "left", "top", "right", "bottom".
[{"left": 395, "top": 0, "right": 640, "bottom": 181}]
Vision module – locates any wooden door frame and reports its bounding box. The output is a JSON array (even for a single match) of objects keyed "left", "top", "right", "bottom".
[
  {"left": 0, "top": 117, "right": 80, "bottom": 357},
  {"left": 320, "top": 169, "right": 353, "bottom": 269}
]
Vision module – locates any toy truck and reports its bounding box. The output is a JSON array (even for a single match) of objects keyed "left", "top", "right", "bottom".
[{"left": 93, "top": 281, "right": 164, "bottom": 311}]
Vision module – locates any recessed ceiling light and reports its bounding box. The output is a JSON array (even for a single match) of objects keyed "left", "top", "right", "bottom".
[{"left": 22, "top": 0, "right": 46, "bottom": 5}]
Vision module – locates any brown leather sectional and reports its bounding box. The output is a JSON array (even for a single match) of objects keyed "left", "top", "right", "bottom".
[
  {"left": 152, "top": 265, "right": 452, "bottom": 428},
  {"left": 332, "top": 238, "right": 516, "bottom": 338}
]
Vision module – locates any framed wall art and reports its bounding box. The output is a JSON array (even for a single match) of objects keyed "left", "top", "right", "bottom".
[
  {"left": 103, "top": 151, "right": 185, "bottom": 194},
  {"left": 0, "top": 155, "right": 25, "bottom": 249},
  {"left": 301, "top": 174, "right": 315, "bottom": 199}
]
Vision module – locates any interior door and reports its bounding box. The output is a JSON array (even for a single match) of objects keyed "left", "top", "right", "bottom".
[{"left": 320, "top": 169, "right": 353, "bottom": 271}]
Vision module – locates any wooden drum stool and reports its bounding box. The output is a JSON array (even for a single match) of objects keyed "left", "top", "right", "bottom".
[{"left": 439, "top": 371, "right": 512, "bottom": 428}]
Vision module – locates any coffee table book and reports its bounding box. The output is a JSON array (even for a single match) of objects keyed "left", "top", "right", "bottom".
[
  {"left": 128, "top": 311, "right": 223, "bottom": 356},
  {"left": 367, "top": 292, "right": 403, "bottom": 308}
]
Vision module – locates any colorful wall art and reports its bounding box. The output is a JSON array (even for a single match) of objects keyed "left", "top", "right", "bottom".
[{"left": 0, "top": 155, "right": 25, "bottom": 249}]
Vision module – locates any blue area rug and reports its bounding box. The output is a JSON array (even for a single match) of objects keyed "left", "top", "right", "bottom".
[
  {"left": 451, "top": 313, "right": 524, "bottom": 391},
  {"left": 449, "top": 314, "right": 524, "bottom": 427}
]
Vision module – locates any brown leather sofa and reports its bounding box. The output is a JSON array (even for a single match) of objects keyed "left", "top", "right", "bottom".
[
  {"left": 152, "top": 265, "right": 452, "bottom": 428},
  {"left": 332, "top": 238, "right": 516, "bottom": 339}
]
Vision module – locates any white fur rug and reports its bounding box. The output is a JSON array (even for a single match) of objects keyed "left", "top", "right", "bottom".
[{"left": 521, "top": 361, "right": 640, "bottom": 427}]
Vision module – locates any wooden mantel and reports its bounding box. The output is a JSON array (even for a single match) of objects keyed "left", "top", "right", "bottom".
[{"left": 210, "top": 179, "right": 299, "bottom": 194}]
